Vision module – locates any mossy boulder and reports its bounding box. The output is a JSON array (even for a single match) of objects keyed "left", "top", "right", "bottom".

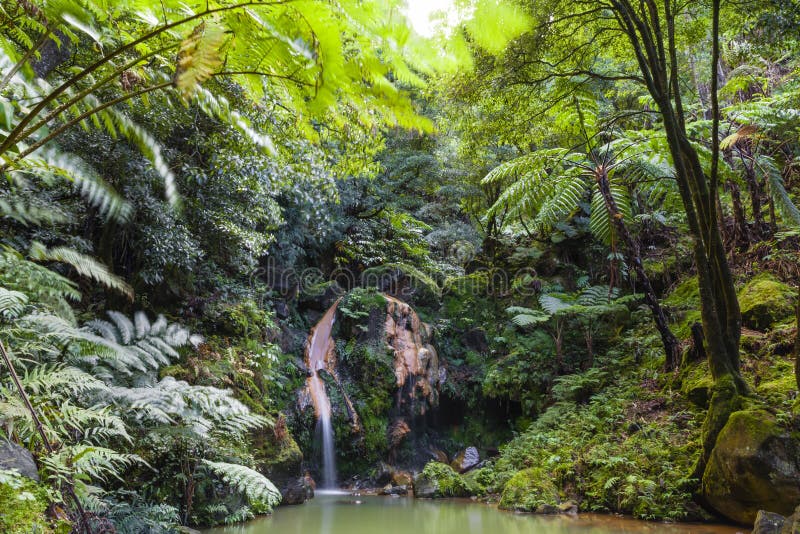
[
  {"left": 664, "top": 277, "right": 702, "bottom": 338},
  {"left": 498, "top": 467, "right": 560, "bottom": 512},
  {"left": 702, "top": 409, "right": 800, "bottom": 524},
  {"left": 679, "top": 360, "right": 714, "bottom": 408},
  {"left": 756, "top": 369, "right": 798, "bottom": 407},
  {"left": 412, "top": 462, "right": 470, "bottom": 498},
  {"left": 738, "top": 274, "right": 795, "bottom": 331},
  {"left": 257, "top": 429, "right": 305, "bottom": 503},
  {"left": 463, "top": 467, "right": 495, "bottom": 496}
]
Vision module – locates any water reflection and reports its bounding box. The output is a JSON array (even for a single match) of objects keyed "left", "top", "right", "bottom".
[{"left": 202, "top": 494, "right": 744, "bottom": 534}]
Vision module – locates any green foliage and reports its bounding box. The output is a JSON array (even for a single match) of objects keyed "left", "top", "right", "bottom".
[
  {"left": 338, "top": 288, "right": 388, "bottom": 323},
  {"left": 419, "top": 462, "right": 470, "bottom": 497},
  {"left": 202, "top": 460, "right": 281, "bottom": 511},
  {"left": 551, "top": 368, "right": 609, "bottom": 403},
  {"left": 492, "top": 369, "right": 699, "bottom": 521},
  {"left": 498, "top": 467, "right": 559, "bottom": 511},
  {"left": 0, "top": 469, "right": 67, "bottom": 534}
]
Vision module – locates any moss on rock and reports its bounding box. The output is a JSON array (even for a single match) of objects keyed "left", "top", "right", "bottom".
[
  {"left": 679, "top": 360, "right": 714, "bottom": 408},
  {"left": 738, "top": 274, "right": 795, "bottom": 331},
  {"left": 413, "top": 462, "right": 470, "bottom": 498},
  {"left": 702, "top": 409, "right": 800, "bottom": 524},
  {"left": 756, "top": 370, "right": 797, "bottom": 407},
  {"left": 664, "top": 277, "right": 702, "bottom": 338},
  {"left": 498, "top": 467, "right": 560, "bottom": 512}
]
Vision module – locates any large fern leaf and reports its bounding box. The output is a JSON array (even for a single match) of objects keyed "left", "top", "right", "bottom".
[{"left": 203, "top": 460, "right": 281, "bottom": 508}]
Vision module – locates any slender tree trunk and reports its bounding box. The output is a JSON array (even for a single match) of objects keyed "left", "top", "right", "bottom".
[
  {"left": 595, "top": 167, "right": 681, "bottom": 370},
  {"left": 740, "top": 151, "right": 764, "bottom": 235},
  {"left": 0, "top": 340, "right": 93, "bottom": 534},
  {"left": 728, "top": 181, "right": 749, "bottom": 248}
]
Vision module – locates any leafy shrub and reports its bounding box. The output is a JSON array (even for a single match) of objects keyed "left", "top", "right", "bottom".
[{"left": 420, "top": 462, "right": 470, "bottom": 497}]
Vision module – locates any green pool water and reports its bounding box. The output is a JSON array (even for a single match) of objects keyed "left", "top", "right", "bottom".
[{"left": 202, "top": 492, "right": 744, "bottom": 534}]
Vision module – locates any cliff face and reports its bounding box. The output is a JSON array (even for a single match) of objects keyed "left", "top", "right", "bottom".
[
  {"left": 295, "top": 290, "right": 444, "bottom": 479},
  {"left": 385, "top": 295, "right": 442, "bottom": 417}
]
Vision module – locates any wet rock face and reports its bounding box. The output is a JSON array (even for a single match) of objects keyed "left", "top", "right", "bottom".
[
  {"left": 384, "top": 296, "right": 441, "bottom": 416},
  {"left": 379, "top": 484, "right": 409, "bottom": 496},
  {"left": 297, "top": 293, "right": 444, "bottom": 476},
  {"left": 281, "top": 476, "right": 315, "bottom": 505},
  {"left": 0, "top": 440, "right": 39, "bottom": 481},
  {"left": 450, "top": 447, "right": 480, "bottom": 473},
  {"left": 751, "top": 506, "right": 800, "bottom": 534},
  {"left": 702, "top": 410, "right": 800, "bottom": 524}
]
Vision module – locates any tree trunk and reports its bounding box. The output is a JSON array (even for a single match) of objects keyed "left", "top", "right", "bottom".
[
  {"left": 609, "top": 0, "right": 746, "bottom": 475},
  {"left": 595, "top": 167, "right": 681, "bottom": 370},
  {"left": 728, "top": 180, "right": 749, "bottom": 248},
  {"left": 740, "top": 151, "right": 764, "bottom": 235}
]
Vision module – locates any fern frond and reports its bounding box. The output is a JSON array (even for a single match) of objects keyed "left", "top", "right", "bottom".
[
  {"left": 0, "top": 288, "right": 28, "bottom": 319},
  {"left": 588, "top": 183, "right": 632, "bottom": 246},
  {"left": 758, "top": 154, "right": 800, "bottom": 227},
  {"left": 106, "top": 311, "right": 135, "bottom": 345},
  {"left": 539, "top": 293, "right": 575, "bottom": 315},
  {"left": 202, "top": 460, "right": 281, "bottom": 509},
  {"left": 28, "top": 243, "right": 133, "bottom": 299},
  {"left": 175, "top": 22, "right": 226, "bottom": 98},
  {"left": 13, "top": 147, "right": 130, "bottom": 221}
]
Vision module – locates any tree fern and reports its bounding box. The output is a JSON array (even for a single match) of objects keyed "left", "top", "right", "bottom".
[{"left": 505, "top": 306, "right": 550, "bottom": 328}]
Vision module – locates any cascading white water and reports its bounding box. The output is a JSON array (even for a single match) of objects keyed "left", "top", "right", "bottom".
[
  {"left": 317, "top": 404, "right": 338, "bottom": 489},
  {"left": 306, "top": 300, "right": 340, "bottom": 490}
]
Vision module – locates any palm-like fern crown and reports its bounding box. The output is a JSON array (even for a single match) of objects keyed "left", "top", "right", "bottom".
[
  {"left": 482, "top": 132, "right": 672, "bottom": 246},
  {"left": 506, "top": 285, "right": 639, "bottom": 328}
]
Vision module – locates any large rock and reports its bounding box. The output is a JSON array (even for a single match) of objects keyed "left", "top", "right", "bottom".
[
  {"left": 379, "top": 484, "right": 409, "bottom": 496},
  {"left": 751, "top": 510, "right": 786, "bottom": 534},
  {"left": 702, "top": 410, "right": 800, "bottom": 524},
  {"left": 450, "top": 447, "right": 480, "bottom": 473},
  {"left": 412, "top": 471, "right": 438, "bottom": 499},
  {"left": 679, "top": 361, "right": 713, "bottom": 408},
  {"left": 281, "top": 476, "right": 314, "bottom": 505},
  {"left": 751, "top": 505, "right": 800, "bottom": 534},
  {"left": 374, "top": 462, "right": 394, "bottom": 486},
  {"left": 257, "top": 428, "right": 306, "bottom": 505},
  {"left": 0, "top": 440, "right": 39, "bottom": 481},
  {"left": 738, "top": 274, "right": 795, "bottom": 331},
  {"left": 391, "top": 470, "right": 413, "bottom": 487}
]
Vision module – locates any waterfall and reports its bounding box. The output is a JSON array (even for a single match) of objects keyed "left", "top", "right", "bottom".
[{"left": 306, "top": 300, "right": 340, "bottom": 489}]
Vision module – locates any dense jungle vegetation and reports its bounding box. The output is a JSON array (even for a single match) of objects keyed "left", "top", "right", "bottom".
[{"left": 0, "top": 0, "right": 799, "bottom": 532}]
